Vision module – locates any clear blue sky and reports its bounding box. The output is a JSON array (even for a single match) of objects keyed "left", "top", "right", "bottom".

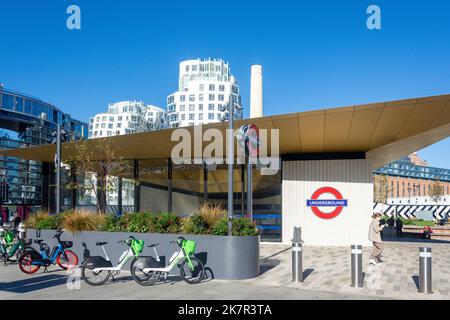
[{"left": 0, "top": 0, "right": 449, "bottom": 168}]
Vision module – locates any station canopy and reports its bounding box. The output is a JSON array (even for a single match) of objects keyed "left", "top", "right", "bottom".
[{"left": 1, "top": 94, "right": 449, "bottom": 171}]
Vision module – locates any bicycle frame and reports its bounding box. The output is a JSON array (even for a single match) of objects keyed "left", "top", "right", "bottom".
[
  {"left": 92, "top": 244, "right": 135, "bottom": 273},
  {"left": 32, "top": 243, "right": 65, "bottom": 265},
  {"left": 143, "top": 246, "right": 193, "bottom": 274}
]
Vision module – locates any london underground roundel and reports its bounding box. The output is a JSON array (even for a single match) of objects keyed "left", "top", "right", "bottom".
[{"left": 306, "top": 187, "right": 348, "bottom": 220}]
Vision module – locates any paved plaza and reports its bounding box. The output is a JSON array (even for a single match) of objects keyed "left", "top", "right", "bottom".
[
  {"left": 245, "top": 240, "right": 450, "bottom": 300},
  {"left": 0, "top": 239, "right": 448, "bottom": 300}
]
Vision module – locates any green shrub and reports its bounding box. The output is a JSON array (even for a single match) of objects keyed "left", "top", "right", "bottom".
[
  {"left": 212, "top": 217, "right": 229, "bottom": 235},
  {"left": 212, "top": 217, "right": 259, "bottom": 236},
  {"left": 26, "top": 211, "right": 65, "bottom": 230},
  {"left": 118, "top": 212, "right": 152, "bottom": 233},
  {"left": 25, "top": 209, "right": 258, "bottom": 237},
  {"left": 182, "top": 214, "right": 208, "bottom": 235},
  {"left": 149, "top": 213, "right": 181, "bottom": 234},
  {"left": 101, "top": 214, "right": 122, "bottom": 232}
]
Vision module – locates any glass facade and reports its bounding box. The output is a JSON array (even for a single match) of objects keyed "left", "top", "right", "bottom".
[
  {"left": 374, "top": 156, "right": 450, "bottom": 182},
  {"left": 137, "top": 159, "right": 282, "bottom": 242},
  {"left": 0, "top": 88, "right": 88, "bottom": 214}
]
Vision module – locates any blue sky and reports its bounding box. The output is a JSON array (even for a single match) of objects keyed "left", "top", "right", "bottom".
[{"left": 0, "top": 0, "right": 449, "bottom": 168}]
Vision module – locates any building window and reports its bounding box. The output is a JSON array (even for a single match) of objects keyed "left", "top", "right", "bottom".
[
  {"left": 180, "top": 95, "right": 186, "bottom": 102},
  {"left": 180, "top": 105, "right": 185, "bottom": 111},
  {"left": 109, "top": 117, "right": 114, "bottom": 122},
  {"left": 209, "top": 94, "right": 215, "bottom": 101},
  {"left": 199, "top": 104, "right": 203, "bottom": 111},
  {"left": 209, "top": 84, "right": 215, "bottom": 91},
  {"left": 118, "top": 116, "right": 122, "bottom": 121},
  {"left": 117, "top": 123, "right": 122, "bottom": 128},
  {"left": 189, "top": 104, "right": 195, "bottom": 111},
  {"left": 199, "top": 84, "right": 204, "bottom": 91},
  {"left": 108, "top": 124, "right": 113, "bottom": 129},
  {"left": 189, "top": 113, "right": 195, "bottom": 120},
  {"left": 181, "top": 114, "right": 186, "bottom": 120},
  {"left": 208, "top": 104, "right": 214, "bottom": 110},
  {"left": 189, "top": 95, "right": 195, "bottom": 102},
  {"left": 208, "top": 113, "right": 214, "bottom": 120},
  {"left": 185, "top": 65, "right": 190, "bottom": 72},
  {"left": 101, "top": 123, "right": 106, "bottom": 129},
  {"left": 102, "top": 116, "right": 107, "bottom": 121},
  {"left": 219, "top": 84, "right": 225, "bottom": 92},
  {"left": 199, "top": 113, "right": 203, "bottom": 120},
  {"left": 218, "top": 94, "right": 224, "bottom": 101},
  {"left": 192, "top": 65, "right": 197, "bottom": 72},
  {"left": 199, "top": 94, "right": 204, "bottom": 101}
]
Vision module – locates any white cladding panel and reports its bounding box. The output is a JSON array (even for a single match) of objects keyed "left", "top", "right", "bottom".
[{"left": 282, "top": 160, "right": 373, "bottom": 246}]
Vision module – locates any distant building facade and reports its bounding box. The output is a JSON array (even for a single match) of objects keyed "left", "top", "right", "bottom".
[
  {"left": 0, "top": 86, "right": 87, "bottom": 218},
  {"left": 167, "top": 58, "right": 243, "bottom": 128},
  {"left": 89, "top": 100, "right": 166, "bottom": 139},
  {"left": 374, "top": 153, "right": 450, "bottom": 205}
]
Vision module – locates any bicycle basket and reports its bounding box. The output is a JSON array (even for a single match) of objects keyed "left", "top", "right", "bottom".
[
  {"left": 131, "top": 239, "right": 144, "bottom": 256},
  {"left": 61, "top": 241, "right": 73, "bottom": 249},
  {"left": 182, "top": 240, "right": 196, "bottom": 256},
  {"left": 4, "top": 231, "right": 14, "bottom": 244}
]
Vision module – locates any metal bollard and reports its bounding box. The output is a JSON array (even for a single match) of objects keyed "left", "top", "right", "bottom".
[
  {"left": 351, "top": 245, "right": 363, "bottom": 288},
  {"left": 292, "top": 227, "right": 303, "bottom": 283},
  {"left": 419, "top": 247, "right": 432, "bottom": 294}
]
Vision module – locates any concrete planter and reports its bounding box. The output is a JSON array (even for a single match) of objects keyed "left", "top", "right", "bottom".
[{"left": 27, "top": 229, "right": 260, "bottom": 280}]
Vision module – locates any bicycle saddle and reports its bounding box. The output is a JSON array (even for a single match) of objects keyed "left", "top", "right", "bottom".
[
  {"left": 34, "top": 239, "right": 44, "bottom": 244},
  {"left": 148, "top": 243, "right": 159, "bottom": 248},
  {"left": 96, "top": 242, "right": 108, "bottom": 246}
]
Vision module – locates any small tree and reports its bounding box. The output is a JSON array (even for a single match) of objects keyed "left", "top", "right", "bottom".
[
  {"left": 373, "top": 175, "right": 391, "bottom": 214},
  {"left": 65, "top": 137, "right": 135, "bottom": 214},
  {"left": 429, "top": 180, "right": 445, "bottom": 218}
]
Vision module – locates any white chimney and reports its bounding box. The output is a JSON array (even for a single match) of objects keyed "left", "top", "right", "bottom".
[{"left": 250, "top": 65, "right": 263, "bottom": 118}]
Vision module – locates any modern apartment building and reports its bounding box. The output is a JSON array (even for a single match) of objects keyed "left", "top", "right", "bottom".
[
  {"left": 89, "top": 100, "right": 166, "bottom": 138},
  {"left": 167, "top": 58, "right": 243, "bottom": 128}
]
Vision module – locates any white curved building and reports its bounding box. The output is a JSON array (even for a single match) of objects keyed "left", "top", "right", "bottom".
[
  {"left": 167, "top": 58, "right": 243, "bottom": 128},
  {"left": 89, "top": 100, "right": 166, "bottom": 138}
]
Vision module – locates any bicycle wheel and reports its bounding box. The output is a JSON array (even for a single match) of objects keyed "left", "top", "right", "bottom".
[
  {"left": 81, "top": 262, "right": 110, "bottom": 286},
  {"left": 130, "top": 258, "right": 160, "bottom": 286},
  {"left": 57, "top": 250, "right": 79, "bottom": 270},
  {"left": 18, "top": 253, "right": 40, "bottom": 274},
  {"left": 179, "top": 257, "right": 204, "bottom": 284}
]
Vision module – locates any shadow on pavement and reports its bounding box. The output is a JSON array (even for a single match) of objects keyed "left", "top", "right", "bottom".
[
  {"left": 303, "top": 268, "right": 314, "bottom": 281},
  {"left": 0, "top": 274, "right": 69, "bottom": 294},
  {"left": 260, "top": 259, "right": 280, "bottom": 275},
  {"left": 412, "top": 275, "right": 420, "bottom": 291}
]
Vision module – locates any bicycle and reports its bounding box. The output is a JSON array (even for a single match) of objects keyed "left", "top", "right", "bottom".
[
  {"left": 131, "top": 236, "right": 204, "bottom": 286},
  {"left": 0, "top": 226, "right": 31, "bottom": 266},
  {"left": 81, "top": 236, "right": 144, "bottom": 286},
  {"left": 18, "top": 229, "right": 78, "bottom": 274}
]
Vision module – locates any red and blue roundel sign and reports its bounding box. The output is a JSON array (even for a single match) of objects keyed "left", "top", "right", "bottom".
[{"left": 306, "top": 187, "right": 348, "bottom": 220}]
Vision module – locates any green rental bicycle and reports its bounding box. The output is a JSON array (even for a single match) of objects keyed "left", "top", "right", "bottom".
[
  {"left": 81, "top": 236, "right": 145, "bottom": 286},
  {"left": 0, "top": 226, "right": 31, "bottom": 266},
  {"left": 131, "top": 237, "right": 204, "bottom": 286}
]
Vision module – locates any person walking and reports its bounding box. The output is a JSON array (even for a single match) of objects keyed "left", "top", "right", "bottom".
[
  {"left": 395, "top": 217, "right": 403, "bottom": 238},
  {"left": 369, "top": 212, "right": 386, "bottom": 265}
]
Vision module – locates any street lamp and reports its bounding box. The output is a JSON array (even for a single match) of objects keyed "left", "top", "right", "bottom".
[
  {"left": 219, "top": 95, "right": 243, "bottom": 236},
  {"left": 52, "top": 124, "right": 69, "bottom": 214}
]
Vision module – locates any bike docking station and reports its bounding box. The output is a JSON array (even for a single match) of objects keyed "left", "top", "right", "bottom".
[
  {"left": 351, "top": 245, "right": 363, "bottom": 288},
  {"left": 292, "top": 227, "right": 304, "bottom": 283},
  {"left": 419, "top": 247, "right": 432, "bottom": 294}
]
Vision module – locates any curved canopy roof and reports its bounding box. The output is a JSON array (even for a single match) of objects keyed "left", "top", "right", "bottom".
[{"left": 1, "top": 94, "right": 449, "bottom": 168}]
